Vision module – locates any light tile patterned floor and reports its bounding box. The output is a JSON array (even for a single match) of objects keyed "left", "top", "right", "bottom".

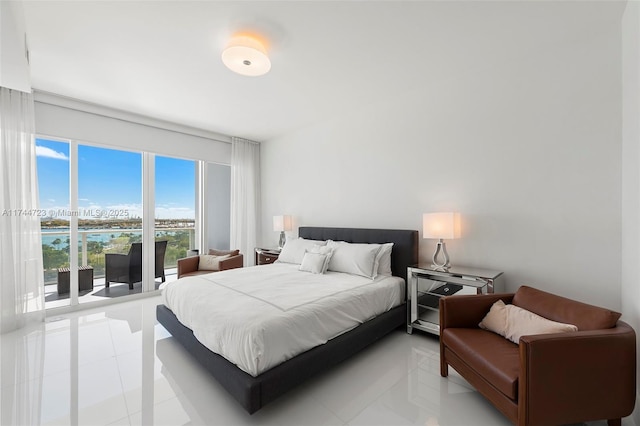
[{"left": 0, "top": 296, "right": 636, "bottom": 426}]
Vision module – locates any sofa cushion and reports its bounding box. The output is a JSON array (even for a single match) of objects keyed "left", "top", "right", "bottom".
[
  {"left": 198, "top": 254, "right": 231, "bottom": 271},
  {"left": 208, "top": 248, "right": 240, "bottom": 256},
  {"left": 479, "top": 300, "right": 578, "bottom": 344},
  {"left": 512, "top": 286, "right": 621, "bottom": 331},
  {"left": 442, "top": 328, "right": 519, "bottom": 400}
]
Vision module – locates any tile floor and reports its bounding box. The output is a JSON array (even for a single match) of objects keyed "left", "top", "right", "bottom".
[{"left": 0, "top": 297, "right": 636, "bottom": 426}]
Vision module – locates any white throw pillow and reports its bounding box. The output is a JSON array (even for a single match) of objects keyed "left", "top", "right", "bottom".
[
  {"left": 276, "top": 238, "right": 327, "bottom": 265},
  {"left": 375, "top": 243, "right": 394, "bottom": 276},
  {"left": 299, "top": 251, "right": 329, "bottom": 274},
  {"left": 198, "top": 254, "right": 231, "bottom": 271},
  {"left": 305, "top": 244, "right": 334, "bottom": 273},
  {"left": 326, "top": 240, "right": 383, "bottom": 279},
  {"left": 479, "top": 300, "right": 578, "bottom": 344}
]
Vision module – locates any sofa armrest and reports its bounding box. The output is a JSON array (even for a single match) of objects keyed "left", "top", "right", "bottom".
[
  {"left": 177, "top": 256, "right": 199, "bottom": 278},
  {"left": 439, "top": 293, "right": 515, "bottom": 330},
  {"left": 220, "top": 254, "right": 243, "bottom": 271},
  {"left": 519, "top": 321, "right": 636, "bottom": 426}
]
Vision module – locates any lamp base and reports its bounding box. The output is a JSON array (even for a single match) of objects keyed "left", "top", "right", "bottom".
[
  {"left": 431, "top": 239, "right": 450, "bottom": 270},
  {"left": 278, "top": 231, "right": 286, "bottom": 249}
]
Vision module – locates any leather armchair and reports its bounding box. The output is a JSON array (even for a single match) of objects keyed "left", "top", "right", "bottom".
[
  {"left": 177, "top": 253, "right": 243, "bottom": 278},
  {"left": 439, "top": 286, "right": 636, "bottom": 426}
]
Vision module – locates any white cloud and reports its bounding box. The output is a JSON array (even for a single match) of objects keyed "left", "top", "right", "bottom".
[{"left": 36, "top": 146, "right": 69, "bottom": 160}]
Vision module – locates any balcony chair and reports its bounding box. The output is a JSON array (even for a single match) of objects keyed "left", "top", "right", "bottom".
[{"left": 105, "top": 240, "right": 168, "bottom": 289}]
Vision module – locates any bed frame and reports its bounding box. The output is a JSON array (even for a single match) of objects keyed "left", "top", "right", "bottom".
[{"left": 156, "top": 226, "right": 419, "bottom": 414}]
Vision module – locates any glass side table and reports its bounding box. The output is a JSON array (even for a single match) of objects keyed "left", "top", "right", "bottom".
[{"left": 407, "top": 264, "right": 504, "bottom": 335}]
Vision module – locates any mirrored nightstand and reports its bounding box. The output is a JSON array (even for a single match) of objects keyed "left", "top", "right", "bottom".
[
  {"left": 254, "top": 247, "right": 281, "bottom": 265},
  {"left": 407, "top": 264, "right": 504, "bottom": 335}
]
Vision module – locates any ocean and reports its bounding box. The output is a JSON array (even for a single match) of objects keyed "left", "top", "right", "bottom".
[
  {"left": 41, "top": 228, "right": 192, "bottom": 248},
  {"left": 41, "top": 229, "right": 136, "bottom": 247}
]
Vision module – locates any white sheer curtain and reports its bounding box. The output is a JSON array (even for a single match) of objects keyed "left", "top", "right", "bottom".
[
  {"left": 230, "top": 137, "right": 260, "bottom": 265},
  {"left": 0, "top": 87, "right": 45, "bottom": 333}
]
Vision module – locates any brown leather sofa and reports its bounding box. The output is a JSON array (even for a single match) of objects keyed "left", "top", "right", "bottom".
[
  {"left": 177, "top": 251, "right": 243, "bottom": 278},
  {"left": 439, "top": 285, "right": 636, "bottom": 426}
]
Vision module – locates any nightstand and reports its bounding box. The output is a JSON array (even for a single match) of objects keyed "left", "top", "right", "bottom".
[
  {"left": 407, "top": 264, "right": 504, "bottom": 336},
  {"left": 254, "top": 248, "right": 281, "bottom": 265}
]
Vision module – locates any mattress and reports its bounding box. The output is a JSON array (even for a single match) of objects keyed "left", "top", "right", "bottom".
[{"left": 161, "top": 262, "right": 405, "bottom": 376}]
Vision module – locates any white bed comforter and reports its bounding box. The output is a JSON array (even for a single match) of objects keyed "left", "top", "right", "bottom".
[{"left": 161, "top": 263, "right": 404, "bottom": 376}]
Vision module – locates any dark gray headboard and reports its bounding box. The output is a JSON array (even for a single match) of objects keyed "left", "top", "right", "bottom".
[{"left": 298, "top": 227, "right": 419, "bottom": 281}]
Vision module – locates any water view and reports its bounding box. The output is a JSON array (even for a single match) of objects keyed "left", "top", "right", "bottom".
[
  {"left": 36, "top": 139, "right": 198, "bottom": 295},
  {"left": 41, "top": 218, "right": 195, "bottom": 285}
]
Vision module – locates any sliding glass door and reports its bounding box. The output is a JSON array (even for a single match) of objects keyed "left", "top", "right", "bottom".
[
  {"left": 154, "top": 156, "right": 196, "bottom": 281},
  {"left": 77, "top": 145, "right": 142, "bottom": 303},
  {"left": 36, "top": 138, "right": 71, "bottom": 308},
  {"left": 36, "top": 136, "right": 224, "bottom": 310}
]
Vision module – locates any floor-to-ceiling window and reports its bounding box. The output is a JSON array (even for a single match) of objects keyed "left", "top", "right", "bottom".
[
  {"left": 36, "top": 138, "right": 210, "bottom": 310},
  {"left": 155, "top": 156, "right": 196, "bottom": 270},
  {"left": 77, "top": 144, "right": 143, "bottom": 303},
  {"left": 36, "top": 138, "right": 71, "bottom": 307}
]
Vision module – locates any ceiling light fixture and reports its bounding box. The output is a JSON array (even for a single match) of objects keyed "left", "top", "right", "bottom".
[{"left": 222, "top": 35, "right": 271, "bottom": 77}]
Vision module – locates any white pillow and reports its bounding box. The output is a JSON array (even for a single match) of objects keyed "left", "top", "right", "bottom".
[
  {"left": 375, "top": 243, "right": 394, "bottom": 276},
  {"left": 306, "top": 244, "right": 334, "bottom": 273},
  {"left": 198, "top": 254, "right": 231, "bottom": 271},
  {"left": 326, "top": 240, "right": 382, "bottom": 279},
  {"left": 276, "top": 238, "right": 327, "bottom": 265},
  {"left": 299, "top": 251, "right": 330, "bottom": 274},
  {"left": 479, "top": 300, "right": 578, "bottom": 344}
]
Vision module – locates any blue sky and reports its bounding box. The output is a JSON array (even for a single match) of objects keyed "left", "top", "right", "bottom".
[{"left": 36, "top": 139, "right": 195, "bottom": 219}]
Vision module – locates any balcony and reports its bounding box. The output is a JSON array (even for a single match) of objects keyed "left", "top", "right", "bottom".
[{"left": 43, "top": 227, "right": 194, "bottom": 308}]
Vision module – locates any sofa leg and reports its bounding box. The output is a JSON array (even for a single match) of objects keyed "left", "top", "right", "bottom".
[
  {"left": 440, "top": 360, "right": 448, "bottom": 377},
  {"left": 607, "top": 419, "right": 621, "bottom": 426}
]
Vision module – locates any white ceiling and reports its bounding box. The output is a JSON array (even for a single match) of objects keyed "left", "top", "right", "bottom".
[{"left": 22, "top": 1, "right": 624, "bottom": 142}]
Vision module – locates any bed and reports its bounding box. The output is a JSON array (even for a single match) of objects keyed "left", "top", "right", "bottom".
[{"left": 156, "top": 226, "right": 419, "bottom": 414}]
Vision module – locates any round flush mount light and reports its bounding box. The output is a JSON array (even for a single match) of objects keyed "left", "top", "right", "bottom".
[{"left": 222, "top": 35, "right": 271, "bottom": 77}]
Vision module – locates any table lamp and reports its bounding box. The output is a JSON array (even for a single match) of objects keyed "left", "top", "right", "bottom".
[
  {"left": 423, "top": 212, "right": 461, "bottom": 269},
  {"left": 273, "top": 215, "right": 292, "bottom": 249}
]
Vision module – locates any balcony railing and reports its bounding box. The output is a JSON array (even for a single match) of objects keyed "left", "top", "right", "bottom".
[{"left": 41, "top": 227, "right": 195, "bottom": 285}]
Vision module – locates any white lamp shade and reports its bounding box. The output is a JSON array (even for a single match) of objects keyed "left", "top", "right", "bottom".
[
  {"left": 222, "top": 35, "right": 271, "bottom": 77},
  {"left": 423, "top": 212, "right": 461, "bottom": 240},
  {"left": 273, "top": 215, "right": 292, "bottom": 232}
]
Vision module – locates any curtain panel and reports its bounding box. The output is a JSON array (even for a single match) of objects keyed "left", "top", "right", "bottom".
[
  {"left": 230, "top": 137, "right": 260, "bottom": 265},
  {"left": 0, "top": 87, "right": 45, "bottom": 333}
]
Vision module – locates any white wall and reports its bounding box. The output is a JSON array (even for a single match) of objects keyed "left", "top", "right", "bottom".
[
  {"left": 622, "top": 1, "right": 640, "bottom": 421},
  {"left": 261, "top": 2, "right": 623, "bottom": 310},
  {"left": 0, "top": 0, "right": 31, "bottom": 92}
]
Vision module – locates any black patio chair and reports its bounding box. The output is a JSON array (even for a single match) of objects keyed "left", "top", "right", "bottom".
[{"left": 105, "top": 240, "right": 167, "bottom": 289}]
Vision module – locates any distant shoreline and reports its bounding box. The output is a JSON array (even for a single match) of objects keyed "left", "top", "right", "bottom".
[{"left": 40, "top": 218, "right": 195, "bottom": 230}]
